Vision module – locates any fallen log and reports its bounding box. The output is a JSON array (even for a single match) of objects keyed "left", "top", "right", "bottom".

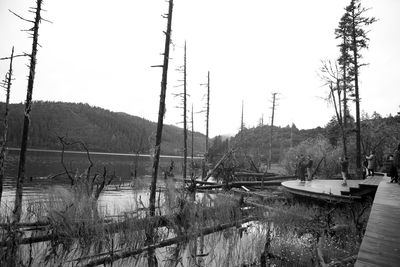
[
  {"left": 243, "top": 199, "right": 313, "bottom": 221},
  {"left": 230, "top": 188, "right": 284, "bottom": 201},
  {"left": 203, "top": 149, "right": 234, "bottom": 181},
  {"left": 234, "top": 172, "right": 277, "bottom": 177},
  {"left": 79, "top": 216, "right": 258, "bottom": 267},
  {"left": 196, "top": 180, "right": 282, "bottom": 190},
  {"left": 0, "top": 202, "right": 250, "bottom": 247},
  {"left": 180, "top": 179, "right": 218, "bottom": 185}
]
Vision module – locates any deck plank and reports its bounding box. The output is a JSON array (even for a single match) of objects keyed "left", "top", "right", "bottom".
[{"left": 355, "top": 176, "right": 400, "bottom": 267}]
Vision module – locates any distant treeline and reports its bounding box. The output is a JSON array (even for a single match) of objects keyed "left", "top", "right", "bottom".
[
  {"left": 0, "top": 101, "right": 206, "bottom": 156},
  {"left": 209, "top": 112, "right": 400, "bottom": 164}
]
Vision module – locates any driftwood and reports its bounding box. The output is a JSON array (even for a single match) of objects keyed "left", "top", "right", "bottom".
[
  {"left": 196, "top": 181, "right": 282, "bottom": 190},
  {"left": 230, "top": 188, "right": 285, "bottom": 202},
  {"left": 80, "top": 216, "right": 258, "bottom": 267},
  {"left": 0, "top": 203, "right": 250, "bottom": 247},
  {"left": 203, "top": 149, "right": 234, "bottom": 181},
  {"left": 180, "top": 179, "right": 217, "bottom": 185},
  {"left": 243, "top": 199, "right": 314, "bottom": 221},
  {"left": 234, "top": 172, "right": 276, "bottom": 177}
]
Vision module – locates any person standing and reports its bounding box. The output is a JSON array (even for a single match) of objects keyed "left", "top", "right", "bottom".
[
  {"left": 340, "top": 156, "right": 349, "bottom": 186},
  {"left": 383, "top": 155, "right": 398, "bottom": 183},
  {"left": 306, "top": 155, "right": 313, "bottom": 181},
  {"left": 394, "top": 143, "right": 400, "bottom": 183},
  {"left": 297, "top": 154, "right": 306, "bottom": 183},
  {"left": 366, "top": 151, "right": 376, "bottom": 176}
]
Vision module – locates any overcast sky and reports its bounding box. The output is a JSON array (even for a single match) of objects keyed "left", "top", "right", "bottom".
[{"left": 0, "top": 0, "right": 399, "bottom": 137}]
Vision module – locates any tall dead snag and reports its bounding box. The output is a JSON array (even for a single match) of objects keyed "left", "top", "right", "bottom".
[
  {"left": 183, "top": 42, "right": 188, "bottom": 179},
  {"left": 13, "top": 0, "right": 43, "bottom": 224},
  {"left": 0, "top": 47, "right": 14, "bottom": 203},
  {"left": 240, "top": 100, "right": 244, "bottom": 145},
  {"left": 149, "top": 0, "right": 173, "bottom": 217},
  {"left": 191, "top": 104, "right": 194, "bottom": 178},
  {"left": 148, "top": 0, "right": 173, "bottom": 266},
  {"left": 205, "top": 71, "right": 210, "bottom": 153},
  {"left": 173, "top": 42, "right": 188, "bottom": 179},
  {"left": 268, "top": 93, "right": 278, "bottom": 169}
]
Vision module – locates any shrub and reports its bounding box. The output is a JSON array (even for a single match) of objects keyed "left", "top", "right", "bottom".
[{"left": 281, "top": 135, "right": 342, "bottom": 178}]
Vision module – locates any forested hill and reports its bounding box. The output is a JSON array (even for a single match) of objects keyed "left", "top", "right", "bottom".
[{"left": 0, "top": 101, "right": 206, "bottom": 156}]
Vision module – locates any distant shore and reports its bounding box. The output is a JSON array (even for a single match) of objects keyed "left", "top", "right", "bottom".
[{"left": 6, "top": 147, "right": 203, "bottom": 159}]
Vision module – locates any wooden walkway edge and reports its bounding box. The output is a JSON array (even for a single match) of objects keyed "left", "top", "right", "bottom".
[{"left": 355, "top": 176, "right": 400, "bottom": 267}]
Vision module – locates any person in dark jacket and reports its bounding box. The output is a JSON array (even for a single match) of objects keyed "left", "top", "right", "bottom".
[
  {"left": 394, "top": 143, "right": 400, "bottom": 182},
  {"left": 384, "top": 155, "right": 399, "bottom": 183},
  {"left": 297, "top": 155, "right": 306, "bottom": 183}
]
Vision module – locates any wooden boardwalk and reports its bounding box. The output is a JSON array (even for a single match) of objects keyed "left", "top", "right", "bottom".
[{"left": 355, "top": 176, "right": 400, "bottom": 267}]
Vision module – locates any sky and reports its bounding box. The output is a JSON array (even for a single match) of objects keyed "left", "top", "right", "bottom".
[{"left": 0, "top": 0, "right": 399, "bottom": 138}]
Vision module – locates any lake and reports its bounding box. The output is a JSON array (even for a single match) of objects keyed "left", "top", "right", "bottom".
[
  {"left": 1, "top": 148, "right": 202, "bottom": 217},
  {"left": 0, "top": 149, "right": 361, "bottom": 266}
]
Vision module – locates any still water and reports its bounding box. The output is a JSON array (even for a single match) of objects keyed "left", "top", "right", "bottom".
[
  {"left": 1, "top": 149, "right": 201, "bottom": 217},
  {"left": 1, "top": 149, "right": 278, "bottom": 266}
]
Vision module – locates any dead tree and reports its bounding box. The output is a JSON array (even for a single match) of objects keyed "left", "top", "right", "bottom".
[
  {"left": 149, "top": 0, "right": 174, "bottom": 217},
  {"left": 205, "top": 71, "right": 210, "bottom": 154},
  {"left": 12, "top": 0, "right": 44, "bottom": 225},
  {"left": 183, "top": 42, "right": 188, "bottom": 179},
  {"left": 148, "top": 1, "right": 174, "bottom": 266},
  {"left": 0, "top": 47, "right": 14, "bottom": 203},
  {"left": 320, "top": 59, "right": 348, "bottom": 157},
  {"left": 240, "top": 100, "right": 244, "bottom": 145},
  {"left": 57, "top": 136, "right": 115, "bottom": 200},
  {"left": 191, "top": 104, "right": 194, "bottom": 178},
  {"left": 268, "top": 93, "right": 278, "bottom": 169},
  {"left": 173, "top": 42, "right": 188, "bottom": 179}
]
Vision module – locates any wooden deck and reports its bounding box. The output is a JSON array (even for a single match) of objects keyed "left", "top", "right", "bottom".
[
  {"left": 282, "top": 179, "right": 362, "bottom": 202},
  {"left": 281, "top": 176, "right": 383, "bottom": 202},
  {"left": 355, "top": 176, "right": 400, "bottom": 267}
]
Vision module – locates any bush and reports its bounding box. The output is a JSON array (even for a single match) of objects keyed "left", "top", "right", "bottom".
[{"left": 281, "top": 135, "right": 342, "bottom": 178}]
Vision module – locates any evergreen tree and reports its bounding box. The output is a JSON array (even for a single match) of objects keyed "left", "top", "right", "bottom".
[{"left": 341, "top": 0, "right": 376, "bottom": 177}]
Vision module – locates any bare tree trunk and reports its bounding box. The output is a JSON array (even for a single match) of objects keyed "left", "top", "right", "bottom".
[
  {"left": 0, "top": 47, "right": 14, "bottom": 203},
  {"left": 329, "top": 82, "right": 346, "bottom": 153},
  {"left": 205, "top": 71, "right": 210, "bottom": 154},
  {"left": 342, "top": 35, "right": 348, "bottom": 158},
  {"left": 183, "top": 42, "right": 187, "bottom": 179},
  {"left": 13, "top": 0, "right": 43, "bottom": 224},
  {"left": 149, "top": 0, "right": 173, "bottom": 218},
  {"left": 148, "top": 1, "right": 173, "bottom": 266},
  {"left": 290, "top": 123, "right": 294, "bottom": 149},
  {"left": 268, "top": 93, "right": 277, "bottom": 169},
  {"left": 191, "top": 104, "right": 194, "bottom": 178},
  {"left": 240, "top": 100, "right": 244, "bottom": 145}
]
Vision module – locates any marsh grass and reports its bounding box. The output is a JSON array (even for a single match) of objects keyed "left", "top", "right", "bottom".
[{"left": 1, "top": 176, "right": 370, "bottom": 266}]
